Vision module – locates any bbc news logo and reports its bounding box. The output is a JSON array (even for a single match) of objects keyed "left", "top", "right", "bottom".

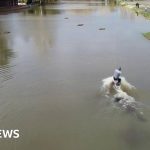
[{"left": 0, "top": 130, "right": 19, "bottom": 139}]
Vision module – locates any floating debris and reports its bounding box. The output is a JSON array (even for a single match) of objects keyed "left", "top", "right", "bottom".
[
  {"left": 0, "top": 31, "right": 11, "bottom": 35},
  {"left": 77, "top": 24, "right": 84, "bottom": 26},
  {"left": 4, "top": 31, "right": 11, "bottom": 34},
  {"left": 99, "top": 28, "right": 105, "bottom": 30},
  {"left": 64, "top": 17, "right": 69, "bottom": 19}
]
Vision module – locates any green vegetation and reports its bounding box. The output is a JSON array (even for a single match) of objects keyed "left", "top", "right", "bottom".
[
  {"left": 133, "top": 7, "right": 150, "bottom": 19},
  {"left": 143, "top": 32, "right": 150, "bottom": 40},
  {"left": 119, "top": 1, "right": 150, "bottom": 20},
  {"left": 141, "top": 11, "right": 150, "bottom": 19},
  {"left": 120, "top": 1, "right": 127, "bottom": 6}
]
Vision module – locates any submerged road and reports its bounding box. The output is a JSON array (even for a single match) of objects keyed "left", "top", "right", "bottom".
[{"left": 0, "top": 1, "right": 150, "bottom": 150}]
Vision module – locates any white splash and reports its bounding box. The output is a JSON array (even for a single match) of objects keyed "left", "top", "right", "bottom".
[
  {"left": 101, "top": 76, "right": 135, "bottom": 95},
  {"left": 100, "top": 76, "right": 145, "bottom": 121},
  {"left": 101, "top": 76, "right": 136, "bottom": 109}
]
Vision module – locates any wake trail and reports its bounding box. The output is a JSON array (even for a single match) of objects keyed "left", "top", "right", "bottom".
[{"left": 100, "top": 76, "right": 145, "bottom": 121}]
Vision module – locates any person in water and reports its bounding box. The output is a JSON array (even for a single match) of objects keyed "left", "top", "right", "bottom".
[{"left": 113, "top": 67, "right": 122, "bottom": 86}]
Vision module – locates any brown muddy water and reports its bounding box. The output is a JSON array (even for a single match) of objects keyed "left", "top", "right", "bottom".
[{"left": 0, "top": 1, "right": 150, "bottom": 150}]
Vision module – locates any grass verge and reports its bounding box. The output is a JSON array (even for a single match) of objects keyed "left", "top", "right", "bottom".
[{"left": 143, "top": 32, "right": 150, "bottom": 40}]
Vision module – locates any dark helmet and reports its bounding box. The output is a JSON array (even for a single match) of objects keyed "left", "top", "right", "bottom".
[{"left": 118, "top": 67, "right": 121, "bottom": 71}]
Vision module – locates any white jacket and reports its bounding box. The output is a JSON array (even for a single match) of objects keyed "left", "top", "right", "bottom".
[{"left": 113, "top": 69, "right": 121, "bottom": 79}]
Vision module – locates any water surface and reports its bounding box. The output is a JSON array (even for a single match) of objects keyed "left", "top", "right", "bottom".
[{"left": 0, "top": 1, "right": 150, "bottom": 150}]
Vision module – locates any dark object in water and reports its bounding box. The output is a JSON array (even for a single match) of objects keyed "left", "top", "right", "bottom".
[
  {"left": 4, "top": 31, "right": 10, "bottom": 34},
  {"left": 136, "top": 3, "right": 140, "bottom": 8},
  {"left": 114, "top": 97, "right": 122, "bottom": 102},
  {"left": 64, "top": 17, "right": 69, "bottom": 19},
  {"left": 99, "top": 28, "right": 105, "bottom": 30},
  {"left": 77, "top": 24, "right": 84, "bottom": 26}
]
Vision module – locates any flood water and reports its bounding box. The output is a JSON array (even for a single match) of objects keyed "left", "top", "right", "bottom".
[{"left": 0, "top": 1, "right": 150, "bottom": 150}]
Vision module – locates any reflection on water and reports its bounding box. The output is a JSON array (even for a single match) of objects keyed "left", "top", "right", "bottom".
[
  {"left": 23, "top": 1, "right": 119, "bottom": 16},
  {"left": 0, "top": 38, "right": 13, "bottom": 66},
  {"left": 24, "top": 6, "right": 63, "bottom": 15},
  {"left": 0, "top": 1, "right": 150, "bottom": 150},
  {"left": 0, "top": 28, "right": 15, "bottom": 84}
]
